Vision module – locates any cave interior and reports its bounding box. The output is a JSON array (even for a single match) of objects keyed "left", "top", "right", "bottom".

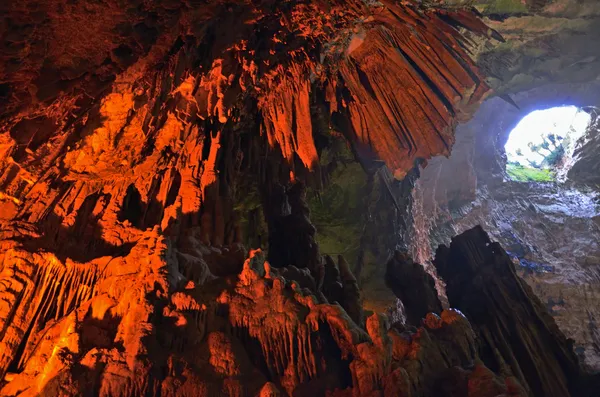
[{"left": 0, "top": 0, "right": 599, "bottom": 396}]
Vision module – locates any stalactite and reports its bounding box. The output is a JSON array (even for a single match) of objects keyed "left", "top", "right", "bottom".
[
  {"left": 334, "top": 2, "right": 490, "bottom": 179},
  {"left": 0, "top": 1, "right": 527, "bottom": 396},
  {"left": 259, "top": 65, "right": 319, "bottom": 171},
  {"left": 0, "top": 247, "right": 99, "bottom": 379}
]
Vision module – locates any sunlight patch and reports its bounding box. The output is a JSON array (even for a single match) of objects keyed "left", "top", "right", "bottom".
[{"left": 505, "top": 106, "right": 591, "bottom": 181}]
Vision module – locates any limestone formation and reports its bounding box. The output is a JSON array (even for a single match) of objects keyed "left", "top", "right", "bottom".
[
  {"left": 0, "top": 0, "right": 599, "bottom": 396},
  {"left": 435, "top": 226, "right": 600, "bottom": 397},
  {"left": 385, "top": 250, "right": 443, "bottom": 326},
  {"left": 417, "top": 87, "right": 600, "bottom": 371},
  {"left": 569, "top": 109, "right": 600, "bottom": 187},
  {"left": 0, "top": 226, "right": 530, "bottom": 396}
]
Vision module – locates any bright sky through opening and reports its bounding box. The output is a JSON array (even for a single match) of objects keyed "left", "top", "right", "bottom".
[{"left": 505, "top": 106, "right": 591, "bottom": 167}]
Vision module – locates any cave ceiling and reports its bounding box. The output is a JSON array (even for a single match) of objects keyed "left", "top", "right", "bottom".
[
  {"left": 1, "top": 0, "right": 598, "bottom": 186},
  {"left": 0, "top": 0, "right": 599, "bottom": 396}
]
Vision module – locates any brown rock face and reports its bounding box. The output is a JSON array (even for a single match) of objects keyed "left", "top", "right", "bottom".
[
  {"left": 434, "top": 226, "right": 599, "bottom": 397},
  {"left": 0, "top": 0, "right": 492, "bottom": 185},
  {"left": 385, "top": 250, "right": 442, "bottom": 326},
  {"left": 0, "top": 0, "right": 595, "bottom": 396},
  {"left": 0, "top": 232, "right": 530, "bottom": 396}
]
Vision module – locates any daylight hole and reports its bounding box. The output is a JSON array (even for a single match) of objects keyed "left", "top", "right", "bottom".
[{"left": 504, "top": 106, "right": 591, "bottom": 182}]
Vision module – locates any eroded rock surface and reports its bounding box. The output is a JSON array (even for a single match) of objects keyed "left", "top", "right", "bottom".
[
  {"left": 0, "top": 224, "right": 532, "bottom": 397},
  {"left": 0, "top": 0, "right": 598, "bottom": 396},
  {"left": 385, "top": 250, "right": 442, "bottom": 326},
  {"left": 417, "top": 87, "right": 600, "bottom": 372},
  {"left": 569, "top": 109, "right": 600, "bottom": 187},
  {"left": 435, "top": 226, "right": 598, "bottom": 397},
  {"left": 0, "top": 3, "right": 496, "bottom": 394}
]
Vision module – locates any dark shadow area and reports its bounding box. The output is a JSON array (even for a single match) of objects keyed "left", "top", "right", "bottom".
[
  {"left": 17, "top": 208, "right": 135, "bottom": 264},
  {"left": 79, "top": 306, "right": 122, "bottom": 352},
  {"left": 118, "top": 184, "right": 144, "bottom": 228},
  {"left": 8, "top": 116, "right": 59, "bottom": 161}
]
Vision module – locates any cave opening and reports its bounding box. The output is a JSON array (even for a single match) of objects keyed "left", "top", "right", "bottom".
[
  {"left": 504, "top": 106, "right": 591, "bottom": 182},
  {"left": 3, "top": 0, "right": 600, "bottom": 395},
  {"left": 417, "top": 89, "right": 600, "bottom": 374}
]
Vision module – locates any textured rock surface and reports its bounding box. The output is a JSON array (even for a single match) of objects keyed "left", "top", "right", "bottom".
[
  {"left": 307, "top": 143, "right": 420, "bottom": 317},
  {"left": 1, "top": 0, "right": 599, "bottom": 395},
  {"left": 569, "top": 109, "right": 600, "bottom": 187},
  {"left": 434, "top": 227, "right": 600, "bottom": 396},
  {"left": 471, "top": 0, "right": 600, "bottom": 95},
  {"left": 0, "top": 213, "right": 534, "bottom": 396},
  {"left": 0, "top": 1, "right": 502, "bottom": 394},
  {"left": 430, "top": 179, "right": 600, "bottom": 372},
  {"left": 0, "top": 0, "right": 492, "bottom": 183},
  {"left": 417, "top": 85, "right": 600, "bottom": 372},
  {"left": 385, "top": 250, "right": 442, "bottom": 326},
  {"left": 435, "top": 226, "right": 599, "bottom": 397}
]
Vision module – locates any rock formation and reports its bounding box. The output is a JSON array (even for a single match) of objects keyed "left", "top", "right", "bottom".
[
  {"left": 569, "top": 108, "right": 600, "bottom": 187},
  {"left": 416, "top": 86, "right": 600, "bottom": 371},
  {"left": 435, "top": 226, "right": 599, "bottom": 397},
  {"left": 385, "top": 250, "right": 442, "bottom": 326},
  {"left": 0, "top": 223, "right": 533, "bottom": 397},
  {"left": 0, "top": 0, "right": 599, "bottom": 396}
]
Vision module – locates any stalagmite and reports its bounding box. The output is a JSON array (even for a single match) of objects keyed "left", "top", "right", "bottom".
[
  {"left": 385, "top": 250, "right": 442, "bottom": 326},
  {"left": 1, "top": 0, "right": 594, "bottom": 396},
  {"left": 434, "top": 226, "right": 600, "bottom": 397}
]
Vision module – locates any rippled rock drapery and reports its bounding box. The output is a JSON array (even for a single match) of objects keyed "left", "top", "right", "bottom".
[
  {"left": 2, "top": 0, "right": 597, "bottom": 395},
  {"left": 0, "top": 0, "right": 493, "bottom": 187},
  {"left": 0, "top": 225, "right": 531, "bottom": 397},
  {"left": 0, "top": 0, "right": 493, "bottom": 326},
  {"left": 0, "top": 0, "right": 501, "bottom": 394}
]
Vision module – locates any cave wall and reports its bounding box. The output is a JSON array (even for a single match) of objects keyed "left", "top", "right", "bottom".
[
  {"left": 0, "top": 0, "right": 600, "bottom": 395},
  {"left": 420, "top": 82, "right": 600, "bottom": 211},
  {"left": 0, "top": 0, "right": 505, "bottom": 394},
  {"left": 569, "top": 110, "right": 600, "bottom": 187},
  {"left": 417, "top": 82, "right": 600, "bottom": 371},
  {"left": 434, "top": 225, "right": 597, "bottom": 397},
  {"left": 472, "top": 0, "right": 600, "bottom": 96},
  {"left": 307, "top": 142, "right": 418, "bottom": 316}
]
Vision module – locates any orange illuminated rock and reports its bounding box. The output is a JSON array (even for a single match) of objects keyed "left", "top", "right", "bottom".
[
  {"left": 336, "top": 2, "right": 490, "bottom": 178},
  {"left": 0, "top": 0, "right": 568, "bottom": 396},
  {"left": 0, "top": 223, "right": 525, "bottom": 396}
]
